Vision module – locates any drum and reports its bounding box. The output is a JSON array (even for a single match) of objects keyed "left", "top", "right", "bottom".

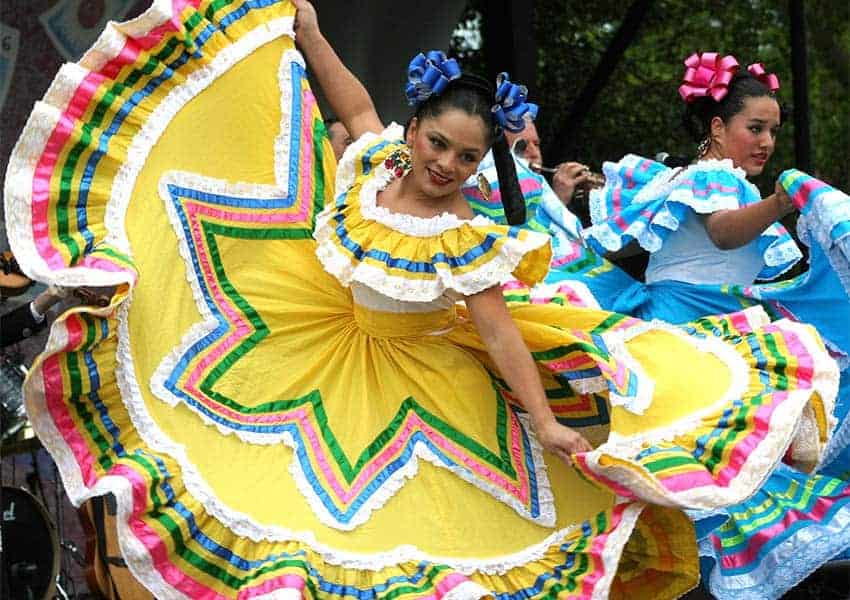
[
  {"left": 1, "top": 355, "right": 27, "bottom": 444},
  {"left": 1, "top": 486, "right": 60, "bottom": 599}
]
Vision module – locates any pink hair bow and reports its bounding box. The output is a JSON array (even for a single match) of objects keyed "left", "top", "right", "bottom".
[
  {"left": 747, "top": 62, "right": 780, "bottom": 92},
  {"left": 679, "top": 52, "right": 740, "bottom": 103}
]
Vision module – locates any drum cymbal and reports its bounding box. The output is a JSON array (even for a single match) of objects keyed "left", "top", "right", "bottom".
[
  {"left": 1, "top": 423, "right": 41, "bottom": 456},
  {"left": 1, "top": 353, "right": 31, "bottom": 455}
]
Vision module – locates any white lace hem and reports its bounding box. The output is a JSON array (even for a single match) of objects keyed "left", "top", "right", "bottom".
[
  {"left": 598, "top": 327, "right": 656, "bottom": 415},
  {"left": 699, "top": 496, "right": 850, "bottom": 600},
  {"left": 822, "top": 407, "right": 850, "bottom": 470},
  {"left": 589, "top": 502, "right": 648, "bottom": 600},
  {"left": 585, "top": 310, "right": 839, "bottom": 509},
  {"left": 2, "top": 9, "right": 295, "bottom": 290},
  {"left": 798, "top": 186, "right": 850, "bottom": 297},
  {"left": 586, "top": 155, "right": 803, "bottom": 274}
]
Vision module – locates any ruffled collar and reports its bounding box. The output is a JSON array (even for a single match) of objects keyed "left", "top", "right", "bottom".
[
  {"left": 691, "top": 157, "right": 748, "bottom": 179},
  {"left": 632, "top": 157, "right": 758, "bottom": 207},
  {"left": 335, "top": 123, "right": 495, "bottom": 238},
  {"left": 359, "top": 156, "right": 494, "bottom": 238}
]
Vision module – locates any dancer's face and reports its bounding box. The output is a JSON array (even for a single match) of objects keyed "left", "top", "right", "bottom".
[
  {"left": 406, "top": 109, "right": 488, "bottom": 198},
  {"left": 710, "top": 96, "right": 781, "bottom": 177}
]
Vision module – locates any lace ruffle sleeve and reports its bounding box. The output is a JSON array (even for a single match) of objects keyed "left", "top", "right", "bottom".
[{"left": 585, "top": 155, "right": 802, "bottom": 280}]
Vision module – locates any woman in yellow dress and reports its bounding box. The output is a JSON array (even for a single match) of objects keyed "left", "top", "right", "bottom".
[{"left": 5, "top": 1, "right": 839, "bottom": 598}]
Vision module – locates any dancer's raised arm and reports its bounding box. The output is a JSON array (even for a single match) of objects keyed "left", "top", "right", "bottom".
[{"left": 292, "top": 0, "right": 383, "bottom": 139}]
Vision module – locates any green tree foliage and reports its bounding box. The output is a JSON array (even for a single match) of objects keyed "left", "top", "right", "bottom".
[{"left": 452, "top": 0, "right": 849, "bottom": 193}]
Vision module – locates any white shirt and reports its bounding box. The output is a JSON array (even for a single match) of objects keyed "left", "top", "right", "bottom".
[{"left": 644, "top": 212, "right": 763, "bottom": 285}]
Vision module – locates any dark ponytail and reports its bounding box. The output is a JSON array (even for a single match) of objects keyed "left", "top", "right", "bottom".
[{"left": 491, "top": 135, "right": 525, "bottom": 225}]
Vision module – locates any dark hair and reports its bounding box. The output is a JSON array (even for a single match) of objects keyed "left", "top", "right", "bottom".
[
  {"left": 324, "top": 116, "right": 340, "bottom": 127},
  {"left": 411, "top": 74, "right": 498, "bottom": 144},
  {"left": 406, "top": 74, "right": 526, "bottom": 225},
  {"left": 683, "top": 70, "right": 786, "bottom": 143}
]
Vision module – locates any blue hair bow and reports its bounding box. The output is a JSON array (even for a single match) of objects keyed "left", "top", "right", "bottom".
[
  {"left": 405, "top": 51, "right": 462, "bottom": 107},
  {"left": 491, "top": 73, "right": 539, "bottom": 133}
]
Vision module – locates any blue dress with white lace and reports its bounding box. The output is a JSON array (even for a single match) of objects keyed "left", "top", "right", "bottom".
[{"left": 472, "top": 154, "right": 850, "bottom": 599}]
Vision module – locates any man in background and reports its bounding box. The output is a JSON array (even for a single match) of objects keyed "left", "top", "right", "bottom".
[
  {"left": 505, "top": 119, "right": 591, "bottom": 211},
  {"left": 324, "top": 117, "right": 353, "bottom": 161}
]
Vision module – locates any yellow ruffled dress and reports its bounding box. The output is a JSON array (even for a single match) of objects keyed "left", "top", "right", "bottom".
[
  {"left": 247, "top": 123, "right": 835, "bottom": 599},
  {"left": 7, "top": 6, "right": 837, "bottom": 590}
]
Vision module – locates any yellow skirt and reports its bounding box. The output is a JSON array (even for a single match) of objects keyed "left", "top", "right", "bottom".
[
  {"left": 9, "top": 3, "right": 836, "bottom": 596},
  {"left": 25, "top": 232, "right": 835, "bottom": 599}
]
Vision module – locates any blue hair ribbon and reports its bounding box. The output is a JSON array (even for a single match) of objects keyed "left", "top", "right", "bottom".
[
  {"left": 404, "top": 56, "right": 537, "bottom": 134},
  {"left": 491, "top": 72, "right": 538, "bottom": 133},
  {"left": 405, "top": 51, "right": 462, "bottom": 107}
]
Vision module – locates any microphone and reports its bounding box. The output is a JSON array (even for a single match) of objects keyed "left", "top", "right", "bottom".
[{"left": 655, "top": 152, "right": 690, "bottom": 168}]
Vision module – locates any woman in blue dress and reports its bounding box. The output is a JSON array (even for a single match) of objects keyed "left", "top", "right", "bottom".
[{"left": 468, "top": 52, "right": 850, "bottom": 599}]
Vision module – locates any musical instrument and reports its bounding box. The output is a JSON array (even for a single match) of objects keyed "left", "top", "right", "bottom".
[
  {"left": 509, "top": 139, "right": 605, "bottom": 205},
  {"left": 1, "top": 355, "right": 28, "bottom": 446},
  {"left": 0, "top": 252, "right": 34, "bottom": 298},
  {"left": 1, "top": 486, "right": 60, "bottom": 600},
  {"left": 568, "top": 170, "right": 605, "bottom": 205}
]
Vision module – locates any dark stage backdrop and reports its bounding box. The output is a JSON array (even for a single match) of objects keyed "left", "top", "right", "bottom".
[{"left": 0, "top": 0, "right": 465, "bottom": 250}]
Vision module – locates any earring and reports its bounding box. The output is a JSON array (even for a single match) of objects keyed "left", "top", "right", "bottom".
[
  {"left": 476, "top": 173, "right": 492, "bottom": 202},
  {"left": 697, "top": 136, "right": 711, "bottom": 158},
  {"left": 383, "top": 148, "right": 411, "bottom": 178},
  {"left": 712, "top": 137, "right": 722, "bottom": 154}
]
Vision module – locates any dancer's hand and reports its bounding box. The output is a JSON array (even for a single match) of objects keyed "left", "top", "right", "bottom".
[
  {"left": 292, "top": 0, "right": 320, "bottom": 43},
  {"left": 773, "top": 180, "right": 795, "bottom": 218},
  {"left": 534, "top": 418, "right": 593, "bottom": 466},
  {"left": 31, "top": 285, "right": 68, "bottom": 316}
]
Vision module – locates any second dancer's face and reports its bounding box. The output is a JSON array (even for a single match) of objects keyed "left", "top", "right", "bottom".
[
  {"left": 711, "top": 96, "right": 781, "bottom": 177},
  {"left": 406, "top": 109, "right": 488, "bottom": 198}
]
